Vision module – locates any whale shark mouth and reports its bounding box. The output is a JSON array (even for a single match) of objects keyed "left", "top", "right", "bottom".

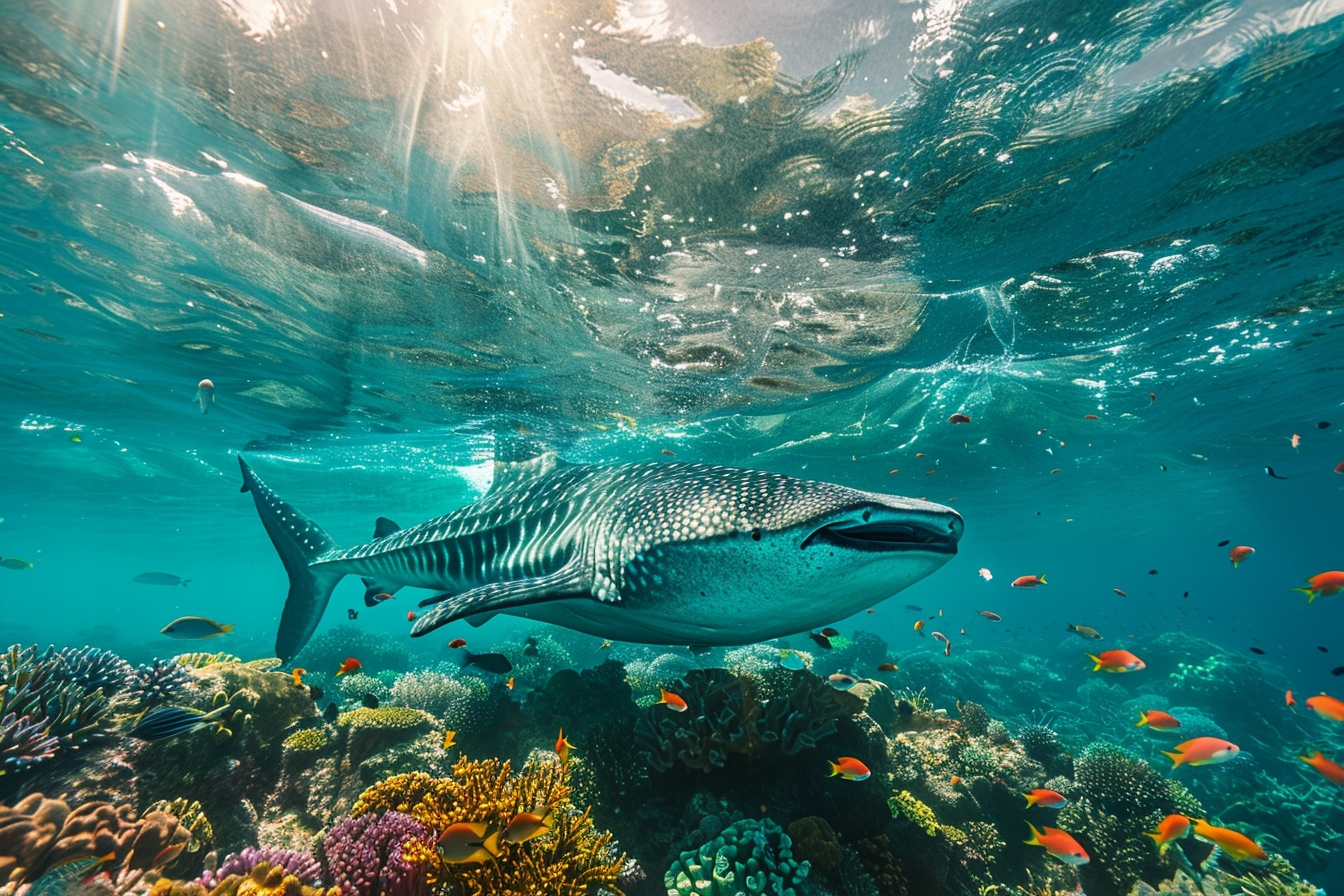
[{"left": 801, "top": 520, "right": 960, "bottom": 554}]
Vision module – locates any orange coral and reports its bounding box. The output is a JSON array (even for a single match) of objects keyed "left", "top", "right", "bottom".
[{"left": 354, "top": 755, "right": 625, "bottom": 896}]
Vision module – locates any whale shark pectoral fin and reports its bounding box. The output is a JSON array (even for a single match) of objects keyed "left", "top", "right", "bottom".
[
  {"left": 463, "top": 612, "right": 499, "bottom": 628},
  {"left": 409, "top": 561, "right": 590, "bottom": 637}
]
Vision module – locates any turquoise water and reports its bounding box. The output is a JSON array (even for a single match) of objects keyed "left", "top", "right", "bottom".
[{"left": 3, "top": 0, "right": 1344, "bottom": 893}]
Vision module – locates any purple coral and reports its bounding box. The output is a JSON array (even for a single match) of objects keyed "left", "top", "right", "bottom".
[
  {"left": 0, "top": 712, "right": 60, "bottom": 776},
  {"left": 322, "top": 811, "right": 436, "bottom": 896},
  {"left": 197, "top": 848, "right": 323, "bottom": 888}
]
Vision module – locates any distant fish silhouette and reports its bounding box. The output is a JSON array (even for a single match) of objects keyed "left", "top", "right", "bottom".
[
  {"left": 1265, "top": 466, "right": 1288, "bottom": 480},
  {"left": 347, "top": 609, "right": 359, "bottom": 620},
  {"left": 135, "top": 572, "right": 189, "bottom": 587}
]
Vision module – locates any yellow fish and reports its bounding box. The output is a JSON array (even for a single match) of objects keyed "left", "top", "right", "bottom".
[
  {"left": 436, "top": 822, "right": 499, "bottom": 864},
  {"left": 443, "top": 730, "right": 457, "bottom": 750}
]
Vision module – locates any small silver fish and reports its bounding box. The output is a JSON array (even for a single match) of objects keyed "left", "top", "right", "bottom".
[
  {"left": 161, "top": 616, "right": 234, "bottom": 639},
  {"left": 135, "top": 572, "right": 190, "bottom": 587}
]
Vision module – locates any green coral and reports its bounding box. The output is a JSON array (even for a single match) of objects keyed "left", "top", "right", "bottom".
[
  {"left": 281, "top": 727, "right": 330, "bottom": 752},
  {"left": 665, "top": 817, "right": 810, "bottom": 896},
  {"left": 173, "top": 652, "right": 242, "bottom": 668},
  {"left": 958, "top": 737, "right": 999, "bottom": 778},
  {"left": 888, "top": 790, "right": 938, "bottom": 837}
]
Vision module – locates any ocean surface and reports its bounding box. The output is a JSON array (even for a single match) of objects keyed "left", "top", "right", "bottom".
[{"left": 2, "top": 0, "right": 1344, "bottom": 894}]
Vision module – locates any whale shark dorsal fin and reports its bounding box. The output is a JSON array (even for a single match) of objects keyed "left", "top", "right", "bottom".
[
  {"left": 374, "top": 517, "right": 401, "bottom": 539},
  {"left": 489, "top": 452, "right": 567, "bottom": 493}
]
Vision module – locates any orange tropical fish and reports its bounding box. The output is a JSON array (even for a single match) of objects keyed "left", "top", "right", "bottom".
[
  {"left": 1145, "top": 814, "right": 1191, "bottom": 850},
  {"left": 448, "top": 638, "right": 467, "bottom": 649},
  {"left": 1012, "top": 574, "right": 1047, "bottom": 588},
  {"left": 506, "top": 677, "right": 515, "bottom": 690},
  {"left": 1162, "top": 737, "right": 1239, "bottom": 768},
  {"left": 1191, "top": 819, "right": 1267, "bottom": 864},
  {"left": 1300, "top": 751, "right": 1344, "bottom": 786},
  {"left": 949, "top": 776, "right": 962, "bottom": 785},
  {"left": 1306, "top": 693, "right": 1344, "bottom": 722},
  {"left": 407, "top": 611, "right": 416, "bottom": 622},
  {"left": 1024, "top": 789, "right": 1068, "bottom": 809},
  {"left": 913, "top": 620, "right": 926, "bottom": 633},
  {"left": 1286, "top": 689, "right": 1296, "bottom": 708},
  {"left": 291, "top": 668, "right": 306, "bottom": 687},
  {"left": 437, "top": 822, "right": 499, "bottom": 864},
  {"left": 1295, "top": 571, "right": 1344, "bottom": 602},
  {"left": 657, "top": 689, "right": 688, "bottom": 712},
  {"left": 1291, "top": 433, "right": 1301, "bottom": 449},
  {"left": 1229, "top": 545, "right": 1255, "bottom": 567},
  {"left": 827, "top": 757, "right": 871, "bottom": 781},
  {"left": 949, "top": 413, "right": 971, "bottom": 424},
  {"left": 1024, "top": 823, "right": 1089, "bottom": 865},
  {"left": 555, "top": 729, "right": 573, "bottom": 765},
  {"left": 442, "top": 730, "right": 457, "bottom": 750},
  {"left": 503, "top": 811, "right": 555, "bottom": 844},
  {"left": 335, "top": 657, "right": 361, "bottom": 676},
  {"left": 876, "top": 663, "right": 898, "bottom": 672},
  {"left": 1088, "top": 650, "right": 1145, "bottom": 673},
  {"left": 1136, "top": 710, "right": 1181, "bottom": 730},
  {"left": 1084, "top": 414, "right": 1099, "bottom": 420}
]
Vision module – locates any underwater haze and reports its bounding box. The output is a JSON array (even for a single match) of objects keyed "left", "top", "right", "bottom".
[{"left": 2, "top": 0, "right": 1344, "bottom": 894}]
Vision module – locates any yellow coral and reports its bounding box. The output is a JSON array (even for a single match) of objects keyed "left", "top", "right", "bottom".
[
  {"left": 889, "top": 790, "right": 939, "bottom": 837},
  {"left": 336, "top": 707, "right": 426, "bottom": 730},
  {"left": 173, "top": 651, "right": 241, "bottom": 668},
  {"left": 149, "top": 863, "right": 337, "bottom": 896},
  {"left": 282, "top": 728, "right": 330, "bottom": 752},
  {"left": 356, "top": 755, "right": 626, "bottom": 896}
]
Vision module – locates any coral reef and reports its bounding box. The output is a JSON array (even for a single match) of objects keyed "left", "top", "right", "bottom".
[
  {"left": 129, "top": 659, "right": 195, "bottom": 709},
  {"left": 665, "top": 817, "right": 809, "bottom": 896},
  {"left": 199, "top": 848, "right": 323, "bottom": 888},
  {"left": 152, "top": 861, "right": 338, "bottom": 896}
]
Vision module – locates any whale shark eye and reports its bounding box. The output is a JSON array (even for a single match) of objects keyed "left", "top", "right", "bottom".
[{"left": 862, "top": 510, "right": 871, "bottom": 522}]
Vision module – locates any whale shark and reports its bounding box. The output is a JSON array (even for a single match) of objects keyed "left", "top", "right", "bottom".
[{"left": 238, "top": 454, "right": 963, "bottom": 661}]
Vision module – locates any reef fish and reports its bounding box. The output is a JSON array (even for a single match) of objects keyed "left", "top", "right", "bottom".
[
  {"left": 461, "top": 650, "right": 512, "bottom": 674},
  {"left": 827, "top": 757, "right": 871, "bottom": 781},
  {"left": 1024, "top": 823, "right": 1089, "bottom": 865},
  {"left": 1295, "top": 571, "right": 1344, "bottom": 602},
  {"left": 130, "top": 704, "right": 229, "bottom": 741},
  {"left": 238, "top": 454, "right": 963, "bottom": 660},
  {"left": 1300, "top": 751, "right": 1344, "bottom": 786},
  {"left": 437, "top": 823, "right": 499, "bottom": 864},
  {"left": 160, "top": 616, "right": 234, "bottom": 639},
  {"left": 1136, "top": 710, "right": 1181, "bottom": 730},
  {"left": 1145, "top": 814, "right": 1191, "bottom": 850},
  {"left": 1066, "top": 623, "right": 1102, "bottom": 640},
  {"left": 978, "top": 610, "right": 1001, "bottom": 621},
  {"left": 335, "top": 657, "right": 361, "bottom": 676},
  {"left": 1162, "top": 737, "right": 1240, "bottom": 768},
  {"left": 25, "top": 852, "right": 115, "bottom": 896},
  {"left": 1306, "top": 694, "right": 1344, "bottom": 722},
  {"left": 1191, "top": 819, "right": 1267, "bottom": 863},
  {"left": 1088, "top": 650, "right": 1145, "bottom": 673},
  {"left": 1012, "top": 574, "right": 1047, "bottom": 588},
  {"left": 134, "top": 572, "right": 189, "bottom": 586},
  {"left": 657, "top": 688, "right": 688, "bottom": 712},
  {"left": 1229, "top": 545, "right": 1255, "bottom": 567},
  {"left": 0, "top": 557, "right": 34, "bottom": 570},
  {"left": 555, "top": 729, "right": 573, "bottom": 765},
  {"left": 503, "top": 812, "right": 554, "bottom": 844},
  {"left": 1024, "top": 789, "right": 1068, "bottom": 809}
]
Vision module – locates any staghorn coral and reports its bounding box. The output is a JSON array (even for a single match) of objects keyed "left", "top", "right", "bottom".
[
  {"left": 152, "top": 861, "right": 337, "bottom": 896},
  {"left": 350, "top": 772, "right": 454, "bottom": 818},
  {"left": 665, "top": 817, "right": 809, "bottom": 896},
  {"left": 0, "top": 712, "right": 60, "bottom": 779},
  {"left": 320, "top": 810, "right": 435, "bottom": 896},
  {"left": 387, "top": 753, "right": 626, "bottom": 896},
  {"left": 198, "top": 848, "right": 323, "bottom": 888},
  {"left": 129, "top": 659, "right": 194, "bottom": 709}
]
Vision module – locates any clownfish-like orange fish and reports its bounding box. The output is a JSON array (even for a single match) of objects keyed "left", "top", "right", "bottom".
[
  {"left": 1088, "top": 650, "right": 1145, "bottom": 673},
  {"left": 1012, "top": 574, "right": 1047, "bottom": 589},
  {"left": 1145, "top": 814, "right": 1191, "bottom": 850},
  {"left": 1300, "top": 751, "right": 1344, "bottom": 786},
  {"left": 1136, "top": 710, "right": 1181, "bottom": 730},
  {"left": 1229, "top": 545, "right": 1255, "bottom": 567},
  {"left": 657, "top": 689, "right": 688, "bottom": 712},
  {"left": 1024, "top": 823, "right": 1089, "bottom": 865},
  {"left": 335, "top": 657, "right": 361, "bottom": 676}
]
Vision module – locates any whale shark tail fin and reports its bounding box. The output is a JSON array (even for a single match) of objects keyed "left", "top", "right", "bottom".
[{"left": 238, "top": 456, "right": 341, "bottom": 663}]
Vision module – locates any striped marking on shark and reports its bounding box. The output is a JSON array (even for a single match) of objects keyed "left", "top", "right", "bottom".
[{"left": 238, "top": 454, "right": 963, "bottom": 661}]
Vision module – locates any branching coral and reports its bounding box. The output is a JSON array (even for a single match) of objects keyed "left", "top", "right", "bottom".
[
  {"left": 129, "top": 659, "right": 194, "bottom": 709},
  {"left": 665, "top": 817, "right": 809, "bottom": 896},
  {"left": 321, "top": 810, "right": 435, "bottom": 896},
  {"left": 888, "top": 790, "right": 939, "bottom": 837},
  {"left": 0, "top": 712, "right": 60, "bottom": 778},
  {"left": 0, "top": 644, "right": 119, "bottom": 774},
  {"left": 360, "top": 754, "right": 626, "bottom": 896}
]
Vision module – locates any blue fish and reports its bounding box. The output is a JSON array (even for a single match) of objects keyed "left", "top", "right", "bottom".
[{"left": 130, "top": 704, "right": 229, "bottom": 741}]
